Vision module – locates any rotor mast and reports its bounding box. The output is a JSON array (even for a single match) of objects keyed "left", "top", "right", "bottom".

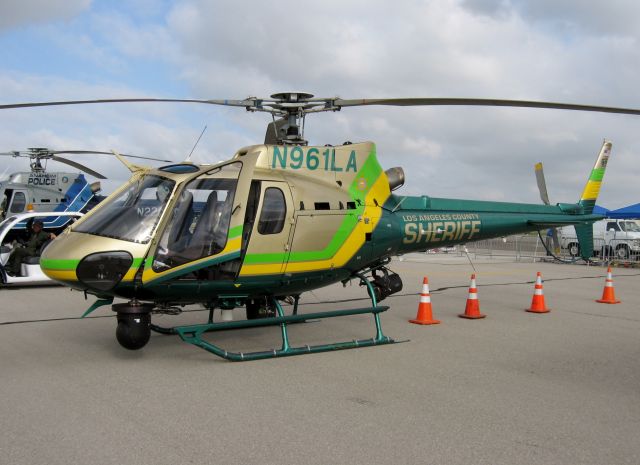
[{"left": 22, "top": 148, "right": 50, "bottom": 172}]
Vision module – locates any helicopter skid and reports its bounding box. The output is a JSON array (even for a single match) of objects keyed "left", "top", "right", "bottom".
[{"left": 162, "top": 304, "right": 395, "bottom": 361}]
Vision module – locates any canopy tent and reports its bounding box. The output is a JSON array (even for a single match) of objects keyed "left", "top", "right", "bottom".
[
  {"left": 592, "top": 205, "right": 609, "bottom": 215},
  {"left": 608, "top": 203, "right": 640, "bottom": 219}
]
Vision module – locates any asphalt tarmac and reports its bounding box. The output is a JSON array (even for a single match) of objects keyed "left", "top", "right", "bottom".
[{"left": 1, "top": 255, "right": 639, "bottom": 465}]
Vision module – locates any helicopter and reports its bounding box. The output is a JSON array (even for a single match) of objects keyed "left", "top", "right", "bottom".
[
  {"left": 1, "top": 92, "right": 638, "bottom": 361},
  {"left": 0, "top": 148, "right": 173, "bottom": 235}
]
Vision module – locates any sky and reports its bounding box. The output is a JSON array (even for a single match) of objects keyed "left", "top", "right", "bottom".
[{"left": 0, "top": 0, "right": 639, "bottom": 208}]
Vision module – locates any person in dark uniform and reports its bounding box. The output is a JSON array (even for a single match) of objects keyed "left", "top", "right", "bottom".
[
  {"left": 0, "top": 194, "right": 7, "bottom": 220},
  {"left": 6, "top": 220, "right": 55, "bottom": 276}
]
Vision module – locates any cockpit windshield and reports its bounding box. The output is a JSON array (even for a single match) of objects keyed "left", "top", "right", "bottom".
[
  {"left": 74, "top": 175, "right": 175, "bottom": 243},
  {"left": 153, "top": 162, "right": 241, "bottom": 271}
]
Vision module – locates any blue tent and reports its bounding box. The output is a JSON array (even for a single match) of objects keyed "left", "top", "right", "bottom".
[
  {"left": 608, "top": 203, "right": 640, "bottom": 219},
  {"left": 592, "top": 204, "right": 609, "bottom": 215}
]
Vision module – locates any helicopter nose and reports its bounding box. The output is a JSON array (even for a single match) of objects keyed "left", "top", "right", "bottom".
[
  {"left": 40, "top": 231, "right": 145, "bottom": 292},
  {"left": 42, "top": 247, "right": 134, "bottom": 292}
]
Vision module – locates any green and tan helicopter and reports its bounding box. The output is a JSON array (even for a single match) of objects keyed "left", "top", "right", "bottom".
[{"left": 1, "top": 93, "right": 637, "bottom": 361}]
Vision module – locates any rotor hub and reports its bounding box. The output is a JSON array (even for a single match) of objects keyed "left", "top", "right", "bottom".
[{"left": 270, "top": 92, "right": 314, "bottom": 102}]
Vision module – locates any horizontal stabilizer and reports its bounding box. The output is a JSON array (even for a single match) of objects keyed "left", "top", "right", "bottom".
[{"left": 527, "top": 217, "right": 601, "bottom": 228}]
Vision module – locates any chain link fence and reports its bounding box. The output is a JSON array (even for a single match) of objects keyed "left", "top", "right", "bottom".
[{"left": 429, "top": 234, "right": 640, "bottom": 266}]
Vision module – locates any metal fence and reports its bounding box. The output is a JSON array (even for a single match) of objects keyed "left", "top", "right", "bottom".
[{"left": 439, "top": 234, "right": 640, "bottom": 266}]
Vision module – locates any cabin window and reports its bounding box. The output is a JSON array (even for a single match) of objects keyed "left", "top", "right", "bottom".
[
  {"left": 10, "top": 192, "right": 26, "bottom": 213},
  {"left": 314, "top": 202, "right": 330, "bottom": 210},
  {"left": 606, "top": 222, "right": 620, "bottom": 232},
  {"left": 258, "top": 188, "right": 286, "bottom": 235}
]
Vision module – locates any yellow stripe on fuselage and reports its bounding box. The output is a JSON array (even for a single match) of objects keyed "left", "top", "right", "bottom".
[{"left": 40, "top": 269, "right": 78, "bottom": 281}]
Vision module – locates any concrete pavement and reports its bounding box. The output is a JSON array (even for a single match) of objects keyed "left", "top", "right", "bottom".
[{"left": 1, "top": 256, "right": 639, "bottom": 465}]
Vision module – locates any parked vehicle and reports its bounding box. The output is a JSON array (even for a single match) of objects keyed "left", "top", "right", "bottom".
[
  {"left": 0, "top": 211, "right": 83, "bottom": 285},
  {"left": 559, "top": 218, "right": 640, "bottom": 260}
]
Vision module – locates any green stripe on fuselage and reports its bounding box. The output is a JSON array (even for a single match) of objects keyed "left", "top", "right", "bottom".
[
  {"left": 41, "top": 257, "right": 145, "bottom": 271},
  {"left": 228, "top": 225, "right": 243, "bottom": 238}
]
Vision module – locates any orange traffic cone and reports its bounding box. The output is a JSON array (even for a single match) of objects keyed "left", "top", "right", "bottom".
[
  {"left": 596, "top": 267, "right": 621, "bottom": 304},
  {"left": 410, "top": 277, "right": 440, "bottom": 325},
  {"left": 459, "top": 274, "right": 486, "bottom": 319},
  {"left": 526, "top": 272, "right": 551, "bottom": 313}
]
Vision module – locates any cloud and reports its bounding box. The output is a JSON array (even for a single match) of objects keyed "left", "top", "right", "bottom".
[
  {"left": 0, "top": 72, "right": 232, "bottom": 187},
  {"left": 1, "top": 0, "right": 639, "bottom": 210},
  {"left": 0, "top": 0, "right": 90, "bottom": 30},
  {"left": 462, "top": 0, "right": 640, "bottom": 38}
]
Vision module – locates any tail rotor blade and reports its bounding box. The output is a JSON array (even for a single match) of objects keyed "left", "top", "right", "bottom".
[
  {"left": 535, "top": 162, "right": 551, "bottom": 205},
  {"left": 535, "top": 161, "right": 562, "bottom": 254}
]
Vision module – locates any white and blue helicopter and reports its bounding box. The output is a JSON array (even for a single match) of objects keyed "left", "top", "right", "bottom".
[{"left": 0, "top": 148, "right": 172, "bottom": 234}]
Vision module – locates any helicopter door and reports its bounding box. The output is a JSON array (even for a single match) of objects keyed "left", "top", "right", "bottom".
[{"left": 239, "top": 181, "right": 293, "bottom": 275}]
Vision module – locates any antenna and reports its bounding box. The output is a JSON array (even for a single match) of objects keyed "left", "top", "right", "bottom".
[{"left": 186, "top": 125, "right": 207, "bottom": 162}]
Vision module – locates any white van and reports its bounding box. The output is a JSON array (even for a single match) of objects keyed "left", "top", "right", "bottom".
[{"left": 559, "top": 218, "right": 640, "bottom": 260}]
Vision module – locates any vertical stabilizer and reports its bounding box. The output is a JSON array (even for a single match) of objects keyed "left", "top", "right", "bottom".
[
  {"left": 574, "top": 140, "right": 612, "bottom": 259},
  {"left": 578, "top": 140, "right": 612, "bottom": 214},
  {"left": 574, "top": 223, "right": 594, "bottom": 260}
]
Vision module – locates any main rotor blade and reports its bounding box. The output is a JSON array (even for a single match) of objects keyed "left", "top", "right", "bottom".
[
  {"left": 333, "top": 98, "right": 640, "bottom": 116},
  {"left": 534, "top": 162, "right": 551, "bottom": 205},
  {"left": 50, "top": 150, "right": 173, "bottom": 163},
  {"left": 51, "top": 155, "right": 107, "bottom": 179},
  {"left": 0, "top": 98, "right": 253, "bottom": 111},
  {"left": 4, "top": 95, "right": 640, "bottom": 117}
]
